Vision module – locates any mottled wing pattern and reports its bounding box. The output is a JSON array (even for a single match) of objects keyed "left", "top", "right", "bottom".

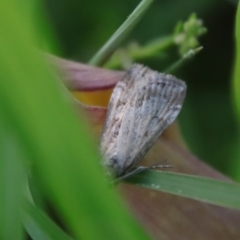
[{"left": 101, "top": 64, "right": 186, "bottom": 177}]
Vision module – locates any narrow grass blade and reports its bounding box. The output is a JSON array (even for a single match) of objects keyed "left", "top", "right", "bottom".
[
  {"left": 0, "top": 114, "right": 25, "bottom": 240},
  {"left": 232, "top": 1, "right": 240, "bottom": 181},
  {"left": 89, "top": 0, "right": 154, "bottom": 66},
  {"left": 233, "top": 1, "right": 240, "bottom": 119},
  {"left": 126, "top": 170, "right": 240, "bottom": 210},
  {"left": 23, "top": 201, "right": 74, "bottom": 240}
]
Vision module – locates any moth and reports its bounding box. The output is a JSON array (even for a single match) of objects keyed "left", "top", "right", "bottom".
[{"left": 100, "top": 64, "right": 186, "bottom": 180}]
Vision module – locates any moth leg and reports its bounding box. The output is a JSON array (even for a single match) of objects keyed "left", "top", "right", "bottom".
[
  {"left": 116, "top": 166, "right": 149, "bottom": 182},
  {"left": 114, "top": 164, "right": 173, "bottom": 184},
  {"left": 149, "top": 164, "right": 173, "bottom": 169}
]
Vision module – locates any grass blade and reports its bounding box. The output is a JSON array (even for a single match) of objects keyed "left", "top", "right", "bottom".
[
  {"left": 126, "top": 170, "right": 240, "bottom": 210},
  {"left": 233, "top": 1, "right": 240, "bottom": 120},
  {"left": 23, "top": 201, "right": 74, "bottom": 240},
  {"left": 0, "top": 114, "right": 25, "bottom": 240},
  {"left": 232, "top": 1, "right": 240, "bottom": 181}
]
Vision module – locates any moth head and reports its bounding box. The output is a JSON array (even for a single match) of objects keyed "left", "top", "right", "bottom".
[{"left": 103, "top": 155, "right": 124, "bottom": 178}]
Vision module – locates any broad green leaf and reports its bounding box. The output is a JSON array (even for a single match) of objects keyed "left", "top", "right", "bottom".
[
  {"left": 0, "top": 0, "right": 150, "bottom": 240},
  {"left": 126, "top": 170, "right": 240, "bottom": 210}
]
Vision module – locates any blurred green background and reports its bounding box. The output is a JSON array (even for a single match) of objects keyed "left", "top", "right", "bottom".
[{"left": 43, "top": 0, "right": 239, "bottom": 178}]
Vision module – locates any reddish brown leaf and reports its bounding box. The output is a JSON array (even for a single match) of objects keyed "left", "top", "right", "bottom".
[{"left": 50, "top": 55, "right": 240, "bottom": 240}]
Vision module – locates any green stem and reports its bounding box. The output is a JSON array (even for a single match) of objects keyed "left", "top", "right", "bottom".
[
  {"left": 105, "top": 36, "right": 174, "bottom": 69},
  {"left": 89, "top": 0, "right": 154, "bottom": 66},
  {"left": 165, "top": 46, "right": 203, "bottom": 74}
]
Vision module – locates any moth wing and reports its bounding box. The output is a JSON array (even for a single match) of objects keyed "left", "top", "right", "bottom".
[{"left": 101, "top": 64, "right": 186, "bottom": 176}]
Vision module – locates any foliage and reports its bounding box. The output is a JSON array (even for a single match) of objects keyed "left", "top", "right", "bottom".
[{"left": 0, "top": 0, "right": 240, "bottom": 239}]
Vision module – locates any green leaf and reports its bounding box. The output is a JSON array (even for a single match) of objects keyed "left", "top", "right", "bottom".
[
  {"left": 89, "top": 0, "right": 154, "bottom": 66},
  {"left": 126, "top": 170, "right": 240, "bottom": 210},
  {"left": 23, "top": 201, "right": 74, "bottom": 240},
  {"left": 0, "top": 0, "right": 150, "bottom": 239},
  {"left": 232, "top": 1, "right": 240, "bottom": 180},
  {"left": 233, "top": 2, "right": 240, "bottom": 117},
  {"left": 0, "top": 112, "right": 25, "bottom": 240}
]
